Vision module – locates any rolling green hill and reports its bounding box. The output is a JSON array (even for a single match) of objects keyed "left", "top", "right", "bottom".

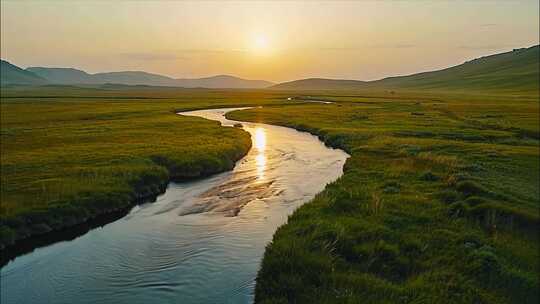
[
  {"left": 0, "top": 60, "right": 48, "bottom": 86},
  {"left": 272, "top": 45, "right": 540, "bottom": 94},
  {"left": 374, "top": 45, "right": 539, "bottom": 93}
]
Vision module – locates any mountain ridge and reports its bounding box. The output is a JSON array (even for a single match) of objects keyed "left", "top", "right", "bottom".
[
  {"left": 0, "top": 60, "right": 48, "bottom": 86},
  {"left": 24, "top": 67, "right": 273, "bottom": 88}
]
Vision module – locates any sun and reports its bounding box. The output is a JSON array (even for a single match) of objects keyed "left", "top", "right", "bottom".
[
  {"left": 254, "top": 35, "right": 269, "bottom": 50},
  {"left": 251, "top": 34, "right": 271, "bottom": 54}
]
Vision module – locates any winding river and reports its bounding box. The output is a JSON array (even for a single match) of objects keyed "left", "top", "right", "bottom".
[{"left": 0, "top": 108, "right": 348, "bottom": 304}]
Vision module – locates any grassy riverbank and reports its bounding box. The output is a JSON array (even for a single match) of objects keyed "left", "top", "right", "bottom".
[
  {"left": 228, "top": 90, "right": 540, "bottom": 303},
  {"left": 0, "top": 87, "right": 292, "bottom": 249}
]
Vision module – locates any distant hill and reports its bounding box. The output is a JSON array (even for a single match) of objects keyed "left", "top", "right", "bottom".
[
  {"left": 372, "top": 45, "right": 539, "bottom": 92},
  {"left": 175, "top": 75, "right": 273, "bottom": 89},
  {"left": 26, "top": 67, "right": 273, "bottom": 88},
  {"left": 5, "top": 45, "right": 538, "bottom": 91},
  {"left": 1, "top": 60, "right": 48, "bottom": 86},
  {"left": 25, "top": 67, "right": 97, "bottom": 84},
  {"left": 272, "top": 45, "right": 540, "bottom": 93},
  {"left": 270, "top": 78, "right": 366, "bottom": 90}
]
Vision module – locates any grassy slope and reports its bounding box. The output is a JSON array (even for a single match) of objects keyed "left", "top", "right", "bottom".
[
  {"left": 228, "top": 89, "right": 539, "bottom": 304},
  {"left": 271, "top": 45, "right": 539, "bottom": 95},
  {"left": 373, "top": 45, "right": 540, "bottom": 94},
  {"left": 0, "top": 87, "right": 291, "bottom": 249}
]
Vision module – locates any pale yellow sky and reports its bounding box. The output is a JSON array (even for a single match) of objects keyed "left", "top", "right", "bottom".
[{"left": 1, "top": 1, "right": 539, "bottom": 82}]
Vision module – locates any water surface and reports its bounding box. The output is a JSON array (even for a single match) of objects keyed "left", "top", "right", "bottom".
[{"left": 1, "top": 108, "right": 348, "bottom": 304}]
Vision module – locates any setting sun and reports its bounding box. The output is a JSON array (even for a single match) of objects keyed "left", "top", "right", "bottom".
[{"left": 251, "top": 35, "right": 271, "bottom": 54}]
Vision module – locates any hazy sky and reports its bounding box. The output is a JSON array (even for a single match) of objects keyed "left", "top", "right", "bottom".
[{"left": 1, "top": 1, "right": 539, "bottom": 82}]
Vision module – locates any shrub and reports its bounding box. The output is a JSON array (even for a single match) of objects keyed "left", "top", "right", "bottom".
[
  {"left": 323, "top": 190, "right": 366, "bottom": 214},
  {"left": 463, "top": 163, "right": 485, "bottom": 172},
  {"left": 455, "top": 181, "right": 488, "bottom": 197},
  {"left": 399, "top": 237, "right": 423, "bottom": 258},
  {"left": 359, "top": 240, "right": 412, "bottom": 281},
  {"left": 468, "top": 203, "right": 539, "bottom": 232},
  {"left": 328, "top": 198, "right": 359, "bottom": 213},
  {"left": 467, "top": 246, "right": 502, "bottom": 283},
  {"left": 382, "top": 181, "right": 401, "bottom": 194},
  {"left": 420, "top": 171, "right": 439, "bottom": 181},
  {"left": 437, "top": 190, "right": 460, "bottom": 204},
  {"left": 448, "top": 202, "right": 470, "bottom": 218},
  {"left": 463, "top": 196, "right": 489, "bottom": 206},
  {"left": 0, "top": 226, "right": 16, "bottom": 248}
]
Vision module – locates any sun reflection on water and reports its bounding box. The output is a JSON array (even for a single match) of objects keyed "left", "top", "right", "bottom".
[
  {"left": 253, "top": 127, "right": 267, "bottom": 179},
  {"left": 254, "top": 128, "right": 266, "bottom": 152}
]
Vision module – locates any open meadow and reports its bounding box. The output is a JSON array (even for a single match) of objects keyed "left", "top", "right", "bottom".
[{"left": 1, "top": 84, "right": 538, "bottom": 303}]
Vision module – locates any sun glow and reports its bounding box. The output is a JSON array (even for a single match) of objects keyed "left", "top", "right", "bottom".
[
  {"left": 254, "top": 36, "right": 268, "bottom": 49},
  {"left": 250, "top": 34, "right": 272, "bottom": 55}
]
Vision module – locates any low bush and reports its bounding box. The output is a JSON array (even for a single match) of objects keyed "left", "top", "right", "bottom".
[
  {"left": 468, "top": 203, "right": 539, "bottom": 233},
  {"left": 437, "top": 189, "right": 460, "bottom": 204},
  {"left": 464, "top": 196, "right": 490, "bottom": 206},
  {"left": 455, "top": 180, "right": 488, "bottom": 197},
  {"left": 420, "top": 171, "right": 439, "bottom": 181}
]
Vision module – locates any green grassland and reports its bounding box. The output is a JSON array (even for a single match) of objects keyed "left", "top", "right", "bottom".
[
  {"left": 227, "top": 90, "right": 539, "bottom": 303},
  {"left": 0, "top": 88, "right": 293, "bottom": 249},
  {"left": 0, "top": 84, "right": 538, "bottom": 303}
]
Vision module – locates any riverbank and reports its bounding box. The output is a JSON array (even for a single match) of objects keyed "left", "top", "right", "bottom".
[
  {"left": 0, "top": 92, "right": 269, "bottom": 252},
  {"left": 227, "top": 93, "right": 539, "bottom": 304}
]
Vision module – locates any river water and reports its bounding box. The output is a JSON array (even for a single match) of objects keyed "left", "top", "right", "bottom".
[{"left": 0, "top": 108, "right": 348, "bottom": 304}]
